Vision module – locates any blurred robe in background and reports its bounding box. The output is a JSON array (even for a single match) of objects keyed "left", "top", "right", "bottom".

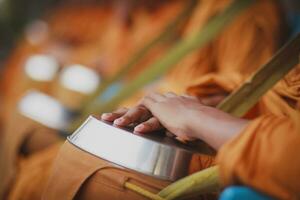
[
  {"left": 0, "top": 3, "right": 114, "bottom": 198},
  {"left": 121, "top": 0, "right": 284, "bottom": 105},
  {"left": 1, "top": 0, "right": 183, "bottom": 120},
  {"left": 0, "top": 3, "right": 112, "bottom": 122}
]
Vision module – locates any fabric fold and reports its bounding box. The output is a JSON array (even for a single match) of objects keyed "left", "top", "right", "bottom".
[
  {"left": 0, "top": 111, "right": 57, "bottom": 199},
  {"left": 217, "top": 114, "right": 300, "bottom": 199},
  {"left": 43, "top": 141, "right": 172, "bottom": 200}
]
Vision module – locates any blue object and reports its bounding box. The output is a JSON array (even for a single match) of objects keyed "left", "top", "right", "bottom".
[
  {"left": 98, "top": 81, "right": 123, "bottom": 103},
  {"left": 287, "top": 13, "right": 300, "bottom": 36},
  {"left": 219, "top": 186, "right": 274, "bottom": 200}
]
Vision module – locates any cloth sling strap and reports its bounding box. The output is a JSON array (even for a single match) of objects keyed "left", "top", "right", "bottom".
[
  {"left": 43, "top": 141, "right": 172, "bottom": 200},
  {"left": 43, "top": 141, "right": 111, "bottom": 200},
  {"left": 0, "top": 111, "right": 53, "bottom": 200}
]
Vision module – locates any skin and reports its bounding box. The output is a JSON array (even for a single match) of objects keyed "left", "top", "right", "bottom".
[{"left": 101, "top": 92, "right": 249, "bottom": 150}]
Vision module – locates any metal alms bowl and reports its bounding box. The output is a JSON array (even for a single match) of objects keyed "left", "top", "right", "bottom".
[{"left": 68, "top": 116, "right": 215, "bottom": 181}]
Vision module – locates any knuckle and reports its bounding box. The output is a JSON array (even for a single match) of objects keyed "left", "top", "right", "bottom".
[
  {"left": 147, "top": 92, "right": 155, "bottom": 97},
  {"left": 115, "top": 107, "right": 127, "bottom": 113},
  {"left": 122, "top": 115, "right": 132, "bottom": 121},
  {"left": 143, "top": 122, "right": 152, "bottom": 129},
  {"left": 142, "top": 96, "right": 148, "bottom": 101},
  {"left": 135, "top": 106, "right": 146, "bottom": 112},
  {"left": 144, "top": 96, "right": 153, "bottom": 103},
  {"left": 166, "top": 92, "right": 174, "bottom": 95}
]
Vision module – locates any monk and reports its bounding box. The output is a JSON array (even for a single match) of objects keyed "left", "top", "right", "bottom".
[
  {"left": 122, "top": 0, "right": 285, "bottom": 173},
  {"left": 101, "top": 89, "right": 300, "bottom": 199},
  {"left": 4, "top": 0, "right": 287, "bottom": 199},
  {"left": 43, "top": 3, "right": 296, "bottom": 198},
  {"left": 41, "top": 62, "right": 300, "bottom": 200},
  {"left": 42, "top": 61, "right": 300, "bottom": 200}
]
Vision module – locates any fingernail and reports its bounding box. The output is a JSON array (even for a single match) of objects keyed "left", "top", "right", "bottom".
[
  {"left": 102, "top": 113, "right": 112, "bottom": 118},
  {"left": 176, "top": 137, "right": 188, "bottom": 144},
  {"left": 135, "top": 124, "right": 145, "bottom": 131},
  {"left": 114, "top": 118, "right": 124, "bottom": 124}
]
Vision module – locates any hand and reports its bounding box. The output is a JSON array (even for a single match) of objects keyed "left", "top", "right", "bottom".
[
  {"left": 101, "top": 106, "right": 157, "bottom": 129},
  {"left": 101, "top": 92, "right": 195, "bottom": 142},
  {"left": 200, "top": 93, "right": 227, "bottom": 107},
  {"left": 102, "top": 92, "right": 249, "bottom": 150}
]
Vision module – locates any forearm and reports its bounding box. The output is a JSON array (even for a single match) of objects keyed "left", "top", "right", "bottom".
[{"left": 186, "top": 106, "right": 250, "bottom": 150}]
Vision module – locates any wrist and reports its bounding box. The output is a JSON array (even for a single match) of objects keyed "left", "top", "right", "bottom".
[
  {"left": 186, "top": 106, "right": 251, "bottom": 150},
  {"left": 209, "top": 117, "right": 250, "bottom": 150},
  {"left": 184, "top": 110, "right": 206, "bottom": 140}
]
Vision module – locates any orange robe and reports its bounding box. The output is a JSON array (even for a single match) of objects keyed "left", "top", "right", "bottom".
[
  {"left": 7, "top": 144, "right": 61, "bottom": 200},
  {"left": 0, "top": 4, "right": 113, "bottom": 122},
  {"left": 0, "top": 4, "right": 115, "bottom": 198},
  {"left": 217, "top": 114, "right": 300, "bottom": 199},
  {"left": 151, "top": 0, "right": 284, "bottom": 173},
  {"left": 161, "top": 0, "right": 283, "bottom": 93},
  {"left": 122, "top": 0, "right": 283, "bottom": 105},
  {"left": 215, "top": 65, "right": 300, "bottom": 199}
]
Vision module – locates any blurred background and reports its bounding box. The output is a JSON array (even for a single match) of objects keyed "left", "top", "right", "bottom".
[
  {"left": 0, "top": 0, "right": 299, "bottom": 132},
  {"left": 0, "top": 0, "right": 300, "bottom": 199},
  {"left": 0, "top": 0, "right": 300, "bottom": 146}
]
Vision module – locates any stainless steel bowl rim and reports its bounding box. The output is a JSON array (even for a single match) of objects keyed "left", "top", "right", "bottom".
[{"left": 67, "top": 116, "right": 210, "bottom": 181}]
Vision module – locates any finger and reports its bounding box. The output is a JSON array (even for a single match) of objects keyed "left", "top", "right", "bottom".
[
  {"left": 181, "top": 94, "right": 198, "bottom": 100},
  {"left": 134, "top": 117, "right": 163, "bottom": 133},
  {"left": 166, "top": 130, "right": 192, "bottom": 143},
  {"left": 175, "top": 136, "right": 189, "bottom": 144},
  {"left": 165, "top": 130, "right": 176, "bottom": 138},
  {"left": 101, "top": 107, "right": 128, "bottom": 121},
  {"left": 140, "top": 96, "right": 157, "bottom": 111},
  {"left": 147, "top": 92, "right": 166, "bottom": 102},
  {"left": 164, "top": 92, "right": 177, "bottom": 98},
  {"left": 114, "top": 106, "right": 151, "bottom": 126},
  {"left": 200, "top": 95, "right": 226, "bottom": 107},
  {"left": 175, "top": 134, "right": 195, "bottom": 144}
]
